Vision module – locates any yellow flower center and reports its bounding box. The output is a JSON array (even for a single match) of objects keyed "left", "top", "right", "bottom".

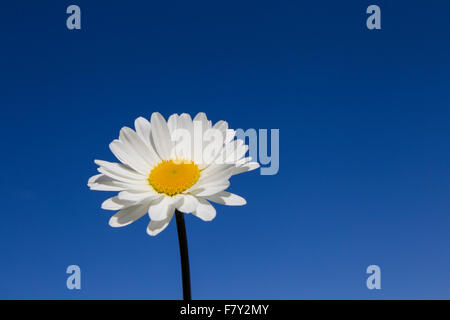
[{"left": 148, "top": 160, "right": 200, "bottom": 196}]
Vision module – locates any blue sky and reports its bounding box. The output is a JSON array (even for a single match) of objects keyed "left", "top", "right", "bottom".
[{"left": 1, "top": 1, "right": 449, "bottom": 299}]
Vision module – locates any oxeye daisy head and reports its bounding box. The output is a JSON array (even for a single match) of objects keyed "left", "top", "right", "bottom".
[{"left": 88, "top": 112, "right": 260, "bottom": 236}]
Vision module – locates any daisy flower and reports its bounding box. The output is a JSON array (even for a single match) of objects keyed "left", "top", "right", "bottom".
[{"left": 88, "top": 112, "right": 259, "bottom": 236}]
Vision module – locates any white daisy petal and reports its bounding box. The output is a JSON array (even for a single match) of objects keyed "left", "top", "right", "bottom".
[
  {"left": 88, "top": 174, "right": 103, "bottom": 186},
  {"left": 216, "top": 140, "right": 239, "bottom": 165},
  {"left": 192, "top": 198, "right": 216, "bottom": 221},
  {"left": 236, "top": 156, "right": 252, "bottom": 166},
  {"left": 200, "top": 127, "right": 227, "bottom": 168},
  {"left": 223, "top": 140, "right": 247, "bottom": 163},
  {"left": 151, "top": 112, "right": 173, "bottom": 160},
  {"left": 109, "top": 201, "right": 151, "bottom": 227},
  {"left": 176, "top": 113, "right": 194, "bottom": 160},
  {"left": 193, "top": 112, "right": 209, "bottom": 128},
  {"left": 213, "top": 120, "right": 228, "bottom": 135},
  {"left": 97, "top": 167, "right": 147, "bottom": 185},
  {"left": 101, "top": 196, "right": 136, "bottom": 210},
  {"left": 167, "top": 113, "right": 179, "bottom": 133},
  {"left": 95, "top": 160, "right": 145, "bottom": 180},
  {"left": 204, "top": 191, "right": 246, "bottom": 206},
  {"left": 176, "top": 194, "right": 199, "bottom": 213},
  {"left": 225, "top": 129, "right": 236, "bottom": 143},
  {"left": 109, "top": 139, "right": 150, "bottom": 175},
  {"left": 146, "top": 211, "right": 174, "bottom": 236},
  {"left": 190, "top": 181, "right": 230, "bottom": 197},
  {"left": 193, "top": 112, "right": 211, "bottom": 165},
  {"left": 88, "top": 174, "right": 128, "bottom": 191},
  {"left": 177, "top": 113, "right": 193, "bottom": 132},
  {"left": 196, "top": 165, "right": 235, "bottom": 186},
  {"left": 95, "top": 163, "right": 150, "bottom": 188},
  {"left": 120, "top": 127, "right": 159, "bottom": 167},
  {"left": 230, "top": 144, "right": 249, "bottom": 162},
  {"left": 233, "top": 162, "right": 260, "bottom": 175},
  {"left": 118, "top": 190, "right": 160, "bottom": 202},
  {"left": 134, "top": 117, "right": 152, "bottom": 147},
  {"left": 148, "top": 196, "right": 180, "bottom": 221},
  {"left": 198, "top": 163, "right": 235, "bottom": 180}
]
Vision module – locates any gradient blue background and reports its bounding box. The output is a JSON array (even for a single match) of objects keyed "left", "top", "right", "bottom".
[{"left": 1, "top": 1, "right": 449, "bottom": 299}]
